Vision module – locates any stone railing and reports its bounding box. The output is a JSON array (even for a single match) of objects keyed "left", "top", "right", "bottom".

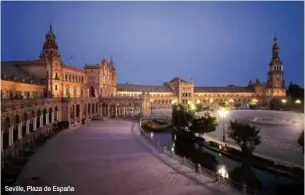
[{"left": 1, "top": 98, "right": 61, "bottom": 108}]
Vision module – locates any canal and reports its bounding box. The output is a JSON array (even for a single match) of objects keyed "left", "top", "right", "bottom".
[{"left": 151, "top": 131, "right": 304, "bottom": 195}]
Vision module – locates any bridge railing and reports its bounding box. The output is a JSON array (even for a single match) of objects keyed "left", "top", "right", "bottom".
[{"left": 139, "top": 119, "right": 261, "bottom": 195}]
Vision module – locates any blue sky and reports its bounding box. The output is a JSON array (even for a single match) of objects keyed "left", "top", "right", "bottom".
[{"left": 1, "top": 1, "right": 304, "bottom": 87}]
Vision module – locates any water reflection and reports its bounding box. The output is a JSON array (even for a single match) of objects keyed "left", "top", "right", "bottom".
[
  {"left": 230, "top": 163, "right": 262, "bottom": 191},
  {"left": 151, "top": 131, "right": 303, "bottom": 195},
  {"left": 173, "top": 133, "right": 219, "bottom": 172}
]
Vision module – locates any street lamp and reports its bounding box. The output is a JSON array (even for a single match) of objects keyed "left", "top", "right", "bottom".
[
  {"left": 171, "top": 99, "right": 177, "bottom": 105},
  {"left": 295, "top": 99, "right": 301, "bottom": 104},
  {"left": 281, "top": 99, "right": 287, "bottom": 104},
  {"left": 190, "top": 103, "right": 195, "bottom": 111},
  {"left": 217, "top": 165, "right": 229, "bottom": 178},
  {"left": 218, "top": 107, "right": 229, "bottom": 142}
]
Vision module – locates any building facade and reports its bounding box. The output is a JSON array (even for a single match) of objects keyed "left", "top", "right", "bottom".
[{"left": 1, "top": 25, "right": 286, "bottom": 152}]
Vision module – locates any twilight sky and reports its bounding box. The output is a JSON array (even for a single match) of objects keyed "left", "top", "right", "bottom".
[{"left": 1, "top": 1, "right": 304, "bottom": 87}]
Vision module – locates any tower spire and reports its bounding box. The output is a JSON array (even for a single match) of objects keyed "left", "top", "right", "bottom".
[
  {"left": 50, "top": 23, "right": 53, "bottom": 33},
  {"left": 272, "top": 36, "right": 280, "bottom": 59}
]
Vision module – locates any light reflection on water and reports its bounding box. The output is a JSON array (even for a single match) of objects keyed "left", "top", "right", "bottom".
[{"left": 152, "top": 132, "right": 303, "bottom": 195}]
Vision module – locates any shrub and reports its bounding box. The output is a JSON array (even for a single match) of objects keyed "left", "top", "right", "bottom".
[
  {"left": 234, "top": 102, "right": 241, "bottom": 109},
  {"left": 229, "top": 120, "right": 261, "bottom": 155},
  {"left": 268, "top": 98, "right": 282, "bottom": 110}
]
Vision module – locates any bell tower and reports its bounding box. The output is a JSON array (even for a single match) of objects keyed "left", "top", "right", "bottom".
[
  {"left": 40, "top": 24, "right": 62, "bottom": 97},
  {"left": 40, "top": 24, "right": 60, "bottom": 60},
  {"left": 267, "top": 37, "right": 286, "bottom": 97}
]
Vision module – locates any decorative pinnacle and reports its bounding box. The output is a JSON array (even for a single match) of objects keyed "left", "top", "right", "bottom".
[{"left": 50, "top": 23, "right": 53, "bottom": 32}]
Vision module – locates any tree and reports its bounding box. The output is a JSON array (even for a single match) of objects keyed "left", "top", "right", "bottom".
[
  {"left": 172, "top": 104, "right": 194, "bottom": 128},
  {"left": 298, "top": 130, "right": 304, "bottom": 152},
  {"left": 248, "top": 104, "right": 256, "bottom": 110},
  {"left": 172, "top": 104, "right": 218, "bottom": 135},
  {"left": 195, "top": 103, "right": 203, "bottom": 112},
  {"left": 268, "top": 98, "right": 282, "bottom": 110},
  {"left": 228, "top": 120, "right": 261, "bottom": 155},
  {"left": 203, "top": 105, "right": 212, "bottom": 111},
  {"left": 287, "top": 82, "right": 304, "bottom": 101},
  {"left": 234, "top": 102, "right": 241, "bottom": 109},
  {"left": 230, "top": 164, "right": 262, "bottom": 192},
  {"left": 190, "top": 112, "right": 218, "bottom": 135},
  {"left": 219, "top": 100, "right": 227, "bottom": 108}
]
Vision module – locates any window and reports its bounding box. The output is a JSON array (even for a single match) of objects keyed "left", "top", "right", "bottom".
[
  {"left": 55, "top": 84, "right": 58, "bottom": 90},
  {"left": 55, "top": 72, "right": 58, "bottom": 79},
  {"left": 69, "top": 75, "right": 71, "bottom": 81},
  {"left": 65, "top": 75, "right": 68, "bottom": 81},
  {"left": 74, "top": 88, "right": 77, "bottom": 96},
  {"left": 66, "top": 87, "right": 69, "bottom": 97}
]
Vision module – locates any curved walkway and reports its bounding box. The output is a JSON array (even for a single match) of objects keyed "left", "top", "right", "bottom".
[{"left": 11, "top": 120, "right": 241, "bottom": 195}]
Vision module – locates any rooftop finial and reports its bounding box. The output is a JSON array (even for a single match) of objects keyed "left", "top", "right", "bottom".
[
  {"left": 110, "top": 55, "right": 114, "bottom": 62},
  {"left": 50, "top": 23, "right": 53, "bottom": 32}
]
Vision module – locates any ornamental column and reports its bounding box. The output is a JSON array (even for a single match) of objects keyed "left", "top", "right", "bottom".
[
  {"left": 26, "top": 120, "right": 30, "bottom": 135},
  {"left": 52, "top": 112, "right": 55, "bottom": 123},
  {"left": 46, "top": 113, "right": 49, "bottom": 125},
  {"left": 40, "top": 115, "right": 43, "bottom": 128},
  {"left": 107, "top": 106, "right": 110, "bottom": 117},
  {"left": 9, "top": 126, "right": 14, "bottom": 146},
  {"left": 115, "top": 106, "right": 118, "bottom": 117},
  {"left": 100, "top": 106, "right": 103, "bottom": 117},
  {"left": 18, "top": 123, "right": 22, "bottom": 139},
  {"left": 33, "top": 117, "right": 37, "bottom": 130}
]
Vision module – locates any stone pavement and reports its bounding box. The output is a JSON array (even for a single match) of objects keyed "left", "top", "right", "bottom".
[{"left": 10, "top": 119, "right": 241, "bottom": 195}]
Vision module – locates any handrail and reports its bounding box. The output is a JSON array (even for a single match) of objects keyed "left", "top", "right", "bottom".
[{"left": 139, "top": 119, "right": 261, "bottom": 195}]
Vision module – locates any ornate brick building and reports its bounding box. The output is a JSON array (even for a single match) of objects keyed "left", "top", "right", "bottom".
[{"left": 1, "top": 25, "right": 286, "bottom": 152}]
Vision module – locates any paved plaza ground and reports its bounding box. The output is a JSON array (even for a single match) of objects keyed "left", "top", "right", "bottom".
[
  {"left": 152, "top": 109, "right": 304, "bottom": 167},
  {"left": 12, "top": 119, "right": 240, "bottom": 195}
]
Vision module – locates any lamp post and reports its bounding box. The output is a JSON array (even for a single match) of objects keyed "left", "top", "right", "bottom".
[
  {"left": 218, "top": 107, "right": 228, "bottom": 142},
  {"left": 217, "top": 165, "right": 229, "bottom": 179},
  {"left": 295, "top": 99, "right": 301, "bottom": 104},
  {"left": 229, "top": 99, "right": 234, "bottom": 109}
]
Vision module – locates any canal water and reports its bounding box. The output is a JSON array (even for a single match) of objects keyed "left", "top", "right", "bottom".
[{"left": 151, "top": 131, "right": 304, "bottom": 195}]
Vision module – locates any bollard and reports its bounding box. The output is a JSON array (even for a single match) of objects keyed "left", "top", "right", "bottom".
[
  {"left": 242, "top": 184, "right": 247, "bottom": 194},
  {"left": 197, "top": 164, "right": 201, "bottom": 173},
  {"left": 217, "top": 174, "right": 221, "bottom": 182}
]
